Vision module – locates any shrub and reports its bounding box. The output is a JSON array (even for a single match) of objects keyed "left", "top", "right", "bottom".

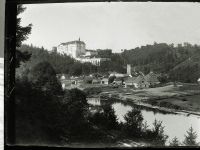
[
  {"left": 159, "top": 101, "right": 173, "bottom": 108},
  {"left": 85, "top": 79, "right": 92, "bottom": 84},
  {"left": 145, "top": 119, "right": 168, "bottom": 146},
  {"left": 122, "top": 107, "right": 144, "bottom": 137},
  {"left": 88, "top": 105, "right": 119, "bottom": 131},
  {"left": 181, "top": 98, "right": 187, "bottom": 101},
  {"left": 83, "top": 87, "right": 102, "bottom": 96},
  {"left": 148, "top": 99, "right": 158, "bottom": 106}
]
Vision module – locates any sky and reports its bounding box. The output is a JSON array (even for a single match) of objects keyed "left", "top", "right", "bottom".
[
  {"left": 20, "top": 2, "right": 200, "bottom": 53},
  {"left": 0, "top": 0, "right": 5, "bottom": 58}
]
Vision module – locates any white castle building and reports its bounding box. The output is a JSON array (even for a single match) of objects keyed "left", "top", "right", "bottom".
[
  {"left": 57, "top": 38, "right": 86, "bottom": 58},
  {"left": 56, "top": 38, "right": 111, "bottom": 66}
]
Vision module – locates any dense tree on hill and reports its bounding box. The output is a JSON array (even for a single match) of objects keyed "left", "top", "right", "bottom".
[
  {"left": 168, "top": 64, "right": 199, "bottom": 83},
  {"left": 68, "top": 62, "right": 82, "bottom": 76},
  {"left": 29, "top": 61, "right": 63, "bottom": 96},
  {"left": 97, "top": 49, "right": 112, "bottom": 58},
  {"left": 16, "top": 5, "right": 32, "bottom": 68}
]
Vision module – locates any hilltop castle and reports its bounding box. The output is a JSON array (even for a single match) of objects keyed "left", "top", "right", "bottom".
[{"left": 54, "top": 38, "right": 111, "bottom": 66}]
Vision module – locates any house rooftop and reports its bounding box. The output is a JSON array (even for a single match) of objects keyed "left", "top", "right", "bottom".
[
  {"left": 101, "top": 78, "right": 108, "bottom": 81},
  {"left": 124, "top": 77, "right": 137, "bottom": 82},
  {"left": 145, "top": 72, "right": 159, "bottom": 82}
]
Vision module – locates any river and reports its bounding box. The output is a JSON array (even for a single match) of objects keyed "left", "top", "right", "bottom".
[{"left": 87, "top": 97, "right": 200, "bottom": 145}]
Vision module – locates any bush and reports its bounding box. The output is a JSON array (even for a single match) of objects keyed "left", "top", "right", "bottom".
[
  {"left": 181, "top": 98, "right": 187, "bottom": 101},
  {"left": 159, "top": 101, "right": 180, "bottom": 110},
  {"left": 144, "top": 119, "right": 168, "bottom": 146},
  {"left": 88, "top": 105, "right": 119, "bottom": 131},
  {"left": 122, "top": 107, "right": 144, "bottom": 137},
  {"left": 83, "top": 87, "right": 102, "bottom": 96},
  {"left": 159, "top": 101, "right": 173, "bottom": 108},
  {"left": 148, "top": 99, "right": 158, "bottom": 106},
  {"left": 85, "top": 79, "right": 92, "bottom": 84}
]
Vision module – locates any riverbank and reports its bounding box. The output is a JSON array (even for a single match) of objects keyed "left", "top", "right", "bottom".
[{"left": 94, "top": 85, "right": 200, "bottom": 117}]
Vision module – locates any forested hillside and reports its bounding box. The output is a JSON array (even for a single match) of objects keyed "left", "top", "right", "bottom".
[
  {"left": 121, "top": 42, "right": 200, "bottom": 83},
  {"left": 17, "top": 44, "right": 126, "bottom": 76},
  {"left": 18, "top": 42, "right": 200, "bottom": 83}
]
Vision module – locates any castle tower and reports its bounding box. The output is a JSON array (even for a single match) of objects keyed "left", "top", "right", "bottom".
[{"left": 127, "top": 64, "right": 131, "bottom": 75}]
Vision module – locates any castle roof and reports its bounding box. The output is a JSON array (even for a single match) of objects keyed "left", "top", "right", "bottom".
[{"left": 59, "top": 40, "right": 85, "bottom": 46}]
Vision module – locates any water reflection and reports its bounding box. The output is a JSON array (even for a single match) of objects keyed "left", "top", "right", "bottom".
[{"left": 87, "top": 97, "right": 200, "bottom": 144}]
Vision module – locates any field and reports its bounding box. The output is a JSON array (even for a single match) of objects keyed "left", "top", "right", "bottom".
[{"left": 157, "top": 95, "right": 200, "bottom": 112}]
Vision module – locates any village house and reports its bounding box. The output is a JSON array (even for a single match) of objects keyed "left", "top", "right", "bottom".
[
  {"left": 101, "top": 78, "right": 109, "bottom": 84},
  {"left": 144, "top": 71, "right": 160, "bottom": 86},
  {"left": 198, "top": 77, "right": 200, "bottom": 84},
  {"left": 124, "top": 77, "right": 137, "bottom": 88},
  {"left": 133, "top": 75, "right": 150, "bottom": 88},
  {"left": 92, "top": 79, "right": 101, "bottom": 84},
  {"left": 113, "top": 78, "right": 123, "bottom": 85}
]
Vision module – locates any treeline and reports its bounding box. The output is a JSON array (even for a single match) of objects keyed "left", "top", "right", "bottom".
[
  {"left": 168, "top": 64, "right": 200, "bottom": 83},
  {"left": 19, "top": 44, "right": 126, "bottom": 76}
]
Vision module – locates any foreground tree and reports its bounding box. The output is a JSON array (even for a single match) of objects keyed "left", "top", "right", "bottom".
[
  {"left": 28, "top": 61, "right": 63, "bottom": 96},
  {"left": 122, "top": 107, "right": 144, "bottom": 137},
  {"left": 182, "top": 126, "right": 200, "bottom": 146},
  {"left": 169, "top": 136, "right": 181, "bottom": 146},
  {"left": 89, "top": 105, "right": 119, "bottom": 131},
  {"left": 16, "top": 5, "right": 32, "bottom": 68}
]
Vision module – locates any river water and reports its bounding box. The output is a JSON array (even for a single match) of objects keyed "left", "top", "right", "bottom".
[{"left": 87, "top": 97, "right": 200, "bottom": 145}]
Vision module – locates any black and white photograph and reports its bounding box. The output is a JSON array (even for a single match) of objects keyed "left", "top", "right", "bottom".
[{"left": 7, "top": 1, "right": 200, "bottom": 148}]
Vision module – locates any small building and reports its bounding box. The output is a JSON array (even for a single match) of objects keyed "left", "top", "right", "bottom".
[
  {"left": 92, "top": 79, "right": 101, "bottom": 84},
  {"left": 56, "top": 74, "right": 62, "bottom": 79},
  {"left": 61, "top": 75, "right": 65, "bottom": 80},
  {"left": 124, "top": 77, "right": 137, "bottom": 88},
  {"left": 84, "top": 76, "right": 94, "bottom": 83},
  {"left": 133, "top": 75, "right": 149, "bottom": 88},
  {"left": 62, "top": 83, "right": 66, "bottom": 89},
  {"left": 101, "top": 78, "right": 109, "bottom": 84},
  {"left": 198, "top": 78, "right": 200, "bottom": 83},
  {"left": 71, "top": 80, "right": 77, "bottom": 85},
  {"left": 144, "top": 71, "right": 160, "bottom": 86},
  {"left": 114, "top": 78, "right": 123, "bottom": 85}
]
